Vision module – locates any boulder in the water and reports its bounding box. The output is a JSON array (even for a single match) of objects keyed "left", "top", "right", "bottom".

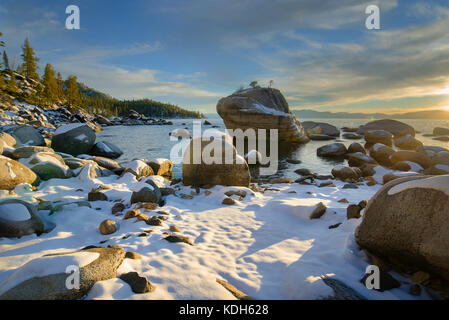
[{"left": 51, "top": 124, "right": 96, "bottom": 156}]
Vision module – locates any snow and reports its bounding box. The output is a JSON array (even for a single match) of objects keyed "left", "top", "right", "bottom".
[
  {"left": 249, "top": 103, "right": 289, "bottom": 117},
  {"left": 0, "top": 251, "right": 99, "bottom": 296},
  {"left": 0, "top": 203, "right": 31, "bottom": 221},
  {"left": 0, "top": 171, "right": 431, "bottom": 300},
  {"left": 54, "top": 123, "right": 85, "bottom": 136},
  {"left": 74, "top": 134, "right": 88, "bottom": 142},
  {"left": 388, "top": 175, "right": 449, "bottom": 197}
]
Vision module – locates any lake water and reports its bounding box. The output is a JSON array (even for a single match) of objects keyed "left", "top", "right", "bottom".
[{"left": 97, "top": 115, "right": 449, "bottom": 179}]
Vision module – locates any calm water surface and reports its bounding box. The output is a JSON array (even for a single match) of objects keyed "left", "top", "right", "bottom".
[{"left": 97, "top": 116, "right": 449, "bottom": 179}]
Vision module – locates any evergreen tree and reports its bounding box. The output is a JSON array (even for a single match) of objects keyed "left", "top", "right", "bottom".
[
  {"left": 6, "top": 69, "right": 18, "bottom": 93},
  {"left": 21, "top": 38, "right": 40, "bottom": 80},
  {"left": 56, "top": 72, "right": 64, "bottom": 102},
  {"left": 66, "top": 75, "right": 80, "bottom": 107},
  {"left": 42, "top": 63, "right": 58, "bottom": 104},
  {"left": 0, "top": 32, "right": 4, "bottom": 47},
  {"left": 3, "top": 51, "right": 10, "bottom": 70}
]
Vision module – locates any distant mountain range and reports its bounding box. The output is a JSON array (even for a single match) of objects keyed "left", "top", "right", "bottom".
[{"left": 293, "top": 109, "right": 449, "bottom": 120}]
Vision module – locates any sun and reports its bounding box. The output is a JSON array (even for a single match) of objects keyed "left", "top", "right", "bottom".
[{"left": 444, "top": 105, "right": 449, "bottom": 111}]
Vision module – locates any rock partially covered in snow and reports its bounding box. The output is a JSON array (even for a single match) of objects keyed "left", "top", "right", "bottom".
[
  {"left": 146, "top": 158, "right": 173, "bottom": 178},
  {"left": 182, "top": 134, "right": 250, "bottom": 187},
  {"left": 0, "top": 156, "right": 37, "bottom": 190},
  {"left": 216, "top": 87, "right": 308, "bottom": 148},
  {"left": 89, "top": 141, "right": 123, "bottom": 159},
  {"left": 390, "top": 150, "right": 432, "bottom": 169},
  {"left": 130, "top": 180, "right": 162, "bottom": 205},
  {"left": 0, "top": 199, "right": 44, "bottom": 238},
  {"left": 51, "top": 123, "right": 96, "bottom": 156},
  {"left": 0, "top": 247, "right": 125, "bottom": 300},
  {"left": 123, "top": 160, "right": 154, "bottom": 179},
  {"left": 356, "top": 175, "right": 449, "bottom": 281},
  {"left": 6, "top": 125, "right": 45, "bottom": 147},
  {"left": 394, "top": 134, "right": 423, "bottom": 151}
]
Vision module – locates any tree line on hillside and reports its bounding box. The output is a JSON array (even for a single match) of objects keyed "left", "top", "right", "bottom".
[{"left": 0, "top": 32, "right": 203, "bottom": 119}]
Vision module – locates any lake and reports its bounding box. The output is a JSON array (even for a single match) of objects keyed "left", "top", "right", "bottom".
[{"left": 97, "top": 115, "right": 449, "bottom": 179}]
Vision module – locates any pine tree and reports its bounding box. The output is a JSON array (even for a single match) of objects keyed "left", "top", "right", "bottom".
[
  {"left": 6, "top": 69, "right": 18, "bottom": 93},
  {"left": 42, "top": 63, "right": 58, "bottom": 104},
  {"left": 66, "top": 75, "right": 80, "bottom": 107},
  {"left": 0, "top": 32, "right": 4, "bottom": 47},
  {"left": 56, "top": 72, "right": 65, "bottom": 102},
  {"left": 3, "top": 51, "right": 10, "bottom": 70},
  {"left": 21, "top": 38, "right": 40, "bottom": 80}
]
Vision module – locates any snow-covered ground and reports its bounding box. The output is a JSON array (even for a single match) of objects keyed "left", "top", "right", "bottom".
[{"left": 0, "top": 170, "right": 432, "bottom": 300}]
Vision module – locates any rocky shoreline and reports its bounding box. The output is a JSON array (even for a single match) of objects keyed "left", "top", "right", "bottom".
[{"left": 1, "top": 88, "right": 449, "bottom": 300}]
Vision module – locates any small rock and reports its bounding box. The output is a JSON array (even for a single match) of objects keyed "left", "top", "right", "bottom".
[
  {"left": 269, "top": 177, "right": 292, "bottom": 184},
  {"left": 125, "top": 251, "right": 142, "bottom": 260},
  {"left": 164, "top": 234, "right": 194, "bottom": 246},
  {"left": 124, "top": 209, "right": 140, "bottom": 220},
  {"left": 137, "top": 203, "right": 158, "bottom": 211},
  {"left": 310, "top": 202, "right": 327, "bottom": 219},
  {"left": 205, "top": 190, "right": 212, "bottom": 196},
  {"left": 88, "top": 190, "right": 108, "bottom": 202},
  {"left": 347, "top": 204, "right": 362, "bottom": 220},
  {"left": 343, "top": 183, "right": 358, "bottom": 189},
  {"left": 111, "top": 203, "right": 125, "bottom": 214},
  {"left": 319, "top": 182, "right": 336, "bottom": 188},
  {"left": 329, "top": 223, "right": 342, "bottom": 229},
  {"left": 169, "top": 225, "right": 181, "bottom": 233},
  {"left": 119, "top": 272, "right": 155, "bottom": 294},
  {"left": 146, "top": 216, "right": 164, "bottom": 226},
  {"left": 99, "top": 219, "right": 117, "bottom": 235},
  {"left": 358, "top": 200, "right": 368, "bottom": 209},
  {"left": 181, "top": 194, "right": 193, "bottom": 200},
  {"left": 222, "top": 197, "right": 236, "bottom": 205},
  {"left": 338, "top": 198, "right": 349, "bottom": 203}
]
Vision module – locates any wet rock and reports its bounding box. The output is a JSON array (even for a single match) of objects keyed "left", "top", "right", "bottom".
[
  {"left": 347, "top": 142, "right": 366, "bottom": 154},
  {"left": 89, "top": 141, "right": 123, "bottom": 159},
  {"left": 364, "top": 130, "right": 393, "bottom": 146},
  {"left": 317, "top": 143, "right": 347, "bottom": 157}
]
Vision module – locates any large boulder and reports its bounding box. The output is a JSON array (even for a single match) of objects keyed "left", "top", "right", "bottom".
[
  {"left": 355, "top": 175, "right": 449, "bottom": 281},
  {"left": 0, "top": 156, "right": 37, "bottom": 190},
  {"left": 358, "top": 119, "right": 415, "bottom": 137},
  {"left": 0, "top": 199, "right": 44, "bottom": 238},
  {"left": 390, "top": 150, "right": 432, "bottom": 169},
  {"left": 182, "top": 135, "right": 250, "bottom": 187},
  {"left": 433, "top": 127, "right": 449, "bottom": 136},
  {"left": 89, "top": 141, "right": 123, "bottom": 159},
  {"left": 0, "top": 132, "right": 16, "bottom": 148},
  {"left": 12, "top": 146, "right": 55, "bottom": 159},
  {"left": 6, "top": 125, "right": 45, "bottom": 147},
  {"left": 347, "top": 152, "right": 377, "bottom": 167},
  {"left": 364, "top": 130, "right": 393, "bottom": 146},
  {"left": 316, "top": 143, "right": 347, "bottom": 157},
  {"left": 216, "top": 87, "right": 308, "bottom": 148},
  {"left": 51, "top": 124, "right": 96, "bottom": 156},
  {"left": 393, "top": 134, "right": 423, "bottom": 151},
  {"left": 302, "top": 121, "right": 340, "bottom": 139},
  {"left": 369, "top": 143, "right": 395, "bottom": 166},
  {"left": 0, "top": 247, "right": 125, "bottom": 300}
]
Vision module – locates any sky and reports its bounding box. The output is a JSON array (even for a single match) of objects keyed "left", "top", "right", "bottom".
[{"left": 1, "top": 0, "right": 449, "bottom": 114}]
